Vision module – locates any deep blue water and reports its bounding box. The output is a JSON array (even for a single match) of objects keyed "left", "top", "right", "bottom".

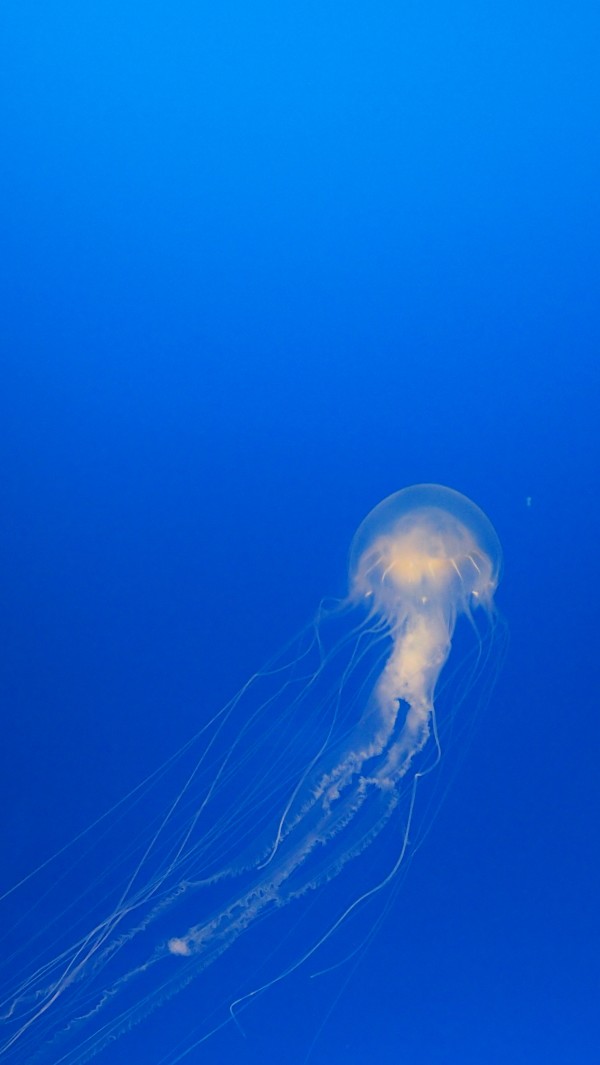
[{"left": 1, "top": 3, "right": 599, "bottom": 1063}]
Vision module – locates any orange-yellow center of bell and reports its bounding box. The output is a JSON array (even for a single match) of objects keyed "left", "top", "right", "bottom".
[{"left": 386, "top": 547, "right": 452, "bottom": 587}]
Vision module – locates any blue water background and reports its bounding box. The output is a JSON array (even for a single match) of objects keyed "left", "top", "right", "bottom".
[{"left": 1, "top": 2, "right": 599, "bottom": 1062}]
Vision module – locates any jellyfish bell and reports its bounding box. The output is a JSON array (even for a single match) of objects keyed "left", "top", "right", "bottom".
[
  {"left": 349, "top": 483, "right": 502, "bottom": 622},
  {"left": 0, "top": 484, "right": 504, "bottom": 1065}
]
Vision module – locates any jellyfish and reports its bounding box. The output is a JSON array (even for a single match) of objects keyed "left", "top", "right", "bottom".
[{"left": 0, "top": 484, "right": 504, "bottom": 1064}]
